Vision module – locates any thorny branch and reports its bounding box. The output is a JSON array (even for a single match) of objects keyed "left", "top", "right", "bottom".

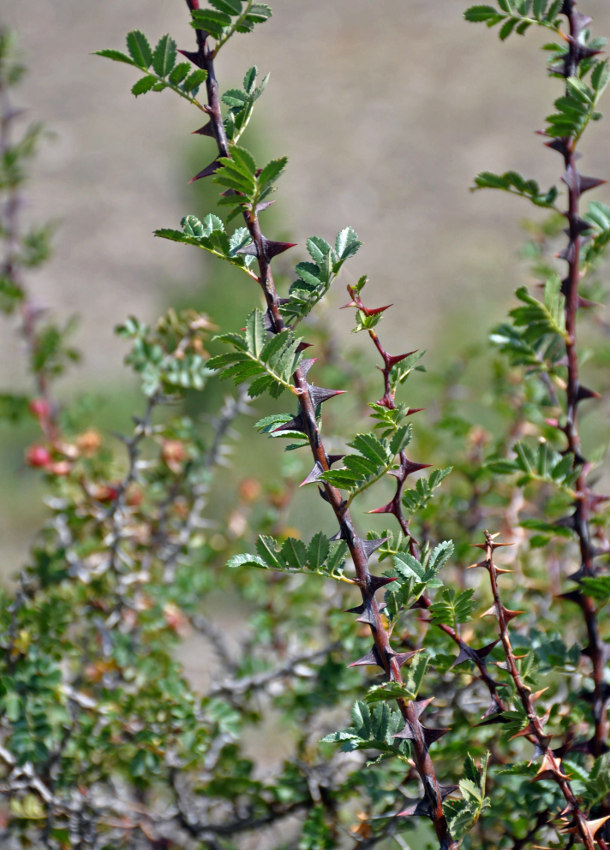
[
  {"left": 182, "top": 4, "right": 456, "bottom": 846},
  {"left": 551, "top": 0, "right": 609, "bottom": 761},
  {"left": 478, "top": 530, "right": 607, "bottom": 850},
  {"left": 346, "top": 283, "right": 507, "bottom": 721}
]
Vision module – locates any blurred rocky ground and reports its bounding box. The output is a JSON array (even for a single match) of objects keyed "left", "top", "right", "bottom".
[
  {"left": 1, "top": 1, "right": 609, "bottom": 567},
  {"left": 3, "top": 0, "right": 609, "bottom": 383}
]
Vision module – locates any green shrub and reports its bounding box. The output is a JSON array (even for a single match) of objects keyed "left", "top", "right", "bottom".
[{"left": 0, "top": 3, "right": 608, "bottom": 848}]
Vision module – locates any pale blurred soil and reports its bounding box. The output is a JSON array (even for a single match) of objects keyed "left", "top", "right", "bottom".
[
  {"left": 3, "top": 0, "right": 610, "bottom": 385},
  {"left": 1, "top": 2, "right": 610, "bottom": 569}
]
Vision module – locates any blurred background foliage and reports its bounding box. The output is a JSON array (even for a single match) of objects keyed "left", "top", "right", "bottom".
[{"left": 2, "top": 0, "right": 610, "bottom": 569}]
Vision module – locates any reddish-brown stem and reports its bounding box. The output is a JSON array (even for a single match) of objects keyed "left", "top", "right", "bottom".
[
  {"left": 554, "top": 0, "right": 607, "bottom": 759},
  {"left": 482, "top": 530, "right": 602, "bottom": 850},
  {"left": 183, "top": 7, "right": 455, "bottom": 847},
  {"left": 349, "top": 284, "right": 508, "bottom": 720}
]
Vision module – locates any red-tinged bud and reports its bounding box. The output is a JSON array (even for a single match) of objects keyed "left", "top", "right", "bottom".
[
  {"left": 47, "top": 460, "right": 72, "bottom": 476},
  {"left": 76, "top": 429, "right": 102, "bottom": 456},
  {"left": 239, "top": 477, "right": 262, "bottom": 503},
  {"left": 26, "top": 444, "right": 52, "bottom": 468},
  {"left": 57, "top": 442, "right": 79, "bottom": 460},
  {"left": 28, "top": 398, "right": 50, "bottom": 420},
  {"left": 163, "top": 602, "right": 188, "bottom": 635},
  {"left": 83, "top": 660, "right": 114, "bottom": 683},
  {"left": 90, "top": 483, "right": 120, "bottom": 502},
  {"left": 125, "top": 486, "right": 142, "bottom": 508},
  {"left": 161, "top": 440, "right": 187, "bottom": 474},
  {"left": 269, "top": 489, "right": 291, "bottom": 510}
]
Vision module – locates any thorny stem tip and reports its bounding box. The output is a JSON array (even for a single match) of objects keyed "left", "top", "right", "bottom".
[
  {"left": 350, "top": 283, "right": 508, "bottom": 721},
  {"left": 482, "top": 530, "right": 607, "bottom": 850}
]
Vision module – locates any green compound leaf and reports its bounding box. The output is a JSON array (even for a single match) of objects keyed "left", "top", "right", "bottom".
[
  {"left": 236, "top": 4, "right": 273, "bottom": 33},
  {"left": 335, "top": 226, "right": 362, "bottom": 261},
  {"left": 298, "top": 806, "right": 335, "bottom": 850},
  {"left": 319, "top": 430, "right": 405, "bottom": 498},
  {"left": 582, "top": 757, "right": 610, "bottom": 808},
  {"left": 230, "top": 144, "right": 257, "bottom": 177},
  {"left": 221, "top": 67, "right": 268, "bottom": 142},
  {"left": 402, "top": 650, "right": 429, "bottom": 700},
  {"left": 168, "top": 62, "right": 191, "bottom": 85},
  {"left": 580, "top": 575, "right": 610, "bottom": 603},
  {"left": 228, "top": 535, "right": 348, "bottom": 581},
  {"left": 583, "top": 200, "right": 610, "bottom": 264},
  {"left": 191, "top": 10, "right": 232, "bottom": 39},
  {"left": 321, "top": 701, "right": 407, "bottom": 756},
  {"left": 131, "top": 75, "right": 158, "bottom": 97},
  {"left": 243, "top": 65, "right": 257, "bottom": 92},
  {"left": 117, "top": 312, "right": 214, "bottom": 396},
  {"left": 222, "top": 88, "right": 249, "bottom": 108},
  {"left": 214, "top": 146, "right": 281, "bottom": 209},
  {"left": 258, "top": 156, "right": 288, "bottom": 193},
  {"left": 279, "top": 227, "right": 361, "bottom": 325},
  {"left": 94, "top": 49, "right": 136, "bottom": 67},
  {"left": 307, "top": 532, "right": 330, "bottom": 570},
  {"left": 182, "top": 69, "right": 208, "bottom": 92},
  {"left": 152, "top": 34, "right": 177, "bottom": 77},
  {"left": 126, "top": 30, "right": 153, "bottom": 68},
  {"left": 246, "top": 4, "right": 273, "bottom": 24},
  {"left": 394, "top": 540, "right": 453, "bottom": 585},
  {"left": 402, "top": 467, "right": 453, "bottom": 515},
  {"left": 364, "top": 680, "right": 419, "bottom": 704},
  {"left": 464, "top": 5, "right": 503, "bottom": 22},
  {"left": 100, "top": 30, "right": 206, "bottom": 105},
  {"left": 510, "top": 282, "right": 566, "bottom": 339},
  {"left": 487, "top": 441, "right": 578, "bottom": 492},
  {"left": 464, "top": 0, "right": 562, "bottom": 36},
  {"left": 192, "top": 4, "right": 271, "bottom": 51},
  {"left": 365, "top": 654, "right": 429, "bottom": 703},
  {"left": 155, "top": 214, "right": 255, "bottom": 275},
  {"left": 472, "top": 170, "right": 558, "bottom": 207},
  {"left": 209, "top": 0, "right": 243, "bottom": 13},
  {"left": 245, "top": 308, "right": 266, "bottom": 358},
  {"left": 429, "top": 587, "right": 477, "bottom": 630},
  {"left": 306, "top": 236, "right": 332, "bottom": 264},
  {"left": 444, "top": 753, "right": 491, "bottom": 839}
]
